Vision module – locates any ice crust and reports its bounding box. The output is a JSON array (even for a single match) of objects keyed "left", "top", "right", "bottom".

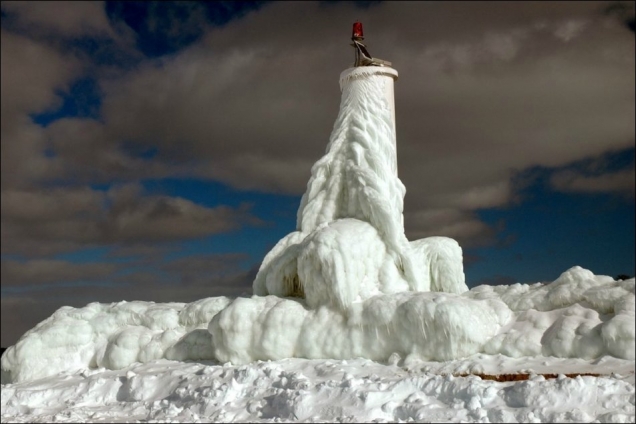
[{"left": 2, "top": 68, "right": 635, "bottom": 385}]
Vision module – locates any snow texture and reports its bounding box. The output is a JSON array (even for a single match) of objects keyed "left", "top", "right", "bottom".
[{"left": 2, "top": 356, "right": 634, "bottom": 423}]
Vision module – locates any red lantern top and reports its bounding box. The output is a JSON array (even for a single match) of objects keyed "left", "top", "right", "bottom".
[{"left": 352, "top": 21, "right": 364, "bottom": 39}]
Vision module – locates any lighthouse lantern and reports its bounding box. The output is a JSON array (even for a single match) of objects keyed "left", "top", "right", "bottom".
[{"left": 352, "top": 21, "right": 364, "bottom": 39}]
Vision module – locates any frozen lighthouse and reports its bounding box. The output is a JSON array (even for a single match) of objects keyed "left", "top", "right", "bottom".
[
  {"left": 253, "top": 23, "right": 468, "bottom": 311},
  {"left": 3, "top": 24, "right": 633, "bottom": 387}
]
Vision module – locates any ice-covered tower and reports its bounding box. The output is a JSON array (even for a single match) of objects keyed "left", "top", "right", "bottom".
[
  {"left": 253, "top": 23, "right": 467, "bottom": 312},
  {"left": 297, "top": 23, "right": 402, "bottom": 241}
]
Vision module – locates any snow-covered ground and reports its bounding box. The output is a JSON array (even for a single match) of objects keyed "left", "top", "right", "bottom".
[{"left": 1, "top": 354, "right": 634, "bottom": 423}]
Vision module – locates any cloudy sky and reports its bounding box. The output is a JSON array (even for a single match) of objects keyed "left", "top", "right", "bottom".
[{"left": 1, "top": 1, "right": 634, "bottom": 346}]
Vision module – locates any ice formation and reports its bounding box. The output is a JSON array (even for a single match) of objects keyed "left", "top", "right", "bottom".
[
  {"left": 210, "top": 266, "right": 634, "bottom": 365},
  {"left": 253, "top": 66, "right": 468, "bottom": 312},
  {"left": 1, "top": 297, "right": 231, "bottom": 384},
  {"left": 2, "top": 267, "right": 634, "bottom": 383},
  {"left": 2, "top": 66, "right": 635, "bottom": 386}
]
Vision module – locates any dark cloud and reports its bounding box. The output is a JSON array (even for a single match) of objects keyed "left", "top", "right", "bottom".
[
  {"left": 44, "top": 118, "right": 178, "bottom": 184},
  {"left": 4, "top": 2, "right": 632, "bottom": 248},
  {"left": 1, "top": 259, "right": 119, "bottom": 287},
  {"left": 1, "top": 253, "right": 255, "bottom": 346},
  {"left": 102, "top": 183, "right": 262, "bottom": 243},
  {"left": 404, "top": 208, "right": 497, "bottom": 248},
  {"left": 0, "top": 29, "right": 82, "bottom": 190},
  {"left": 1, "top": 184, "right": 262, "bottom": 257},
  {"left": 603, "top": 1, "right": 636, "bottom": 33},
  {"left": 105, "top": 244, "right": 179, "bottom": 262},
  {"left": 0, "top": 1, "right": 141, "bottom": 71},
  {"left": 545, "top": 149, "right": 636, "bottom": 198},
  {"left": 162, "top": 253, "right": 248, "bottom": 278},
  {"left": 114, "top": 256, "right": 254, "bottom": 294}
]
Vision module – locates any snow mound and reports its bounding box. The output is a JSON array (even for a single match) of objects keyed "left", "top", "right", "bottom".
[
  {"left": 212, "top": 267, "right": 635, "bottom": 366},
  {"left": 468, "top": 266, "right": 625, "bottom": 313},
  {"left": 410, "top": 237, "right": 466, "bottom": 294},
  {"left": 469, "top": 267, "right": 635, "bottom": 360},
  {"left": 1, "top": 297, "right": 231, "bottom": 384}
]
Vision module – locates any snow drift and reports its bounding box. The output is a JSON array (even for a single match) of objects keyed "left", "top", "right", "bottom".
[{"left": 2, "top": 356, "right": 634, "bottom": 423}]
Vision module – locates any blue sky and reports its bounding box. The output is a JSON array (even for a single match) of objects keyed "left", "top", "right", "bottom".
[{"left": 1, "top": 1, "right": 634, "bottom": 346}]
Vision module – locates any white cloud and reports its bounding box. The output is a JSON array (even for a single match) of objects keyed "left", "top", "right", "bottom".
[{"left": 550, "top": 167, "right": 635, "bottom": 197}]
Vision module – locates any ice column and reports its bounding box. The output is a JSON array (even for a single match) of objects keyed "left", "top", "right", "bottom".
[
  {"left": 297, "top": 66, "right": 404, "bottom": 237},
  {"left": 254, "top": 66, "right": 436, "bottom": 311}
]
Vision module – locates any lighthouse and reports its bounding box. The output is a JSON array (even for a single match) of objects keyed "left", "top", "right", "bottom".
[{"left": 253, "top": 20, "right": 432, "bottom": 308}]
